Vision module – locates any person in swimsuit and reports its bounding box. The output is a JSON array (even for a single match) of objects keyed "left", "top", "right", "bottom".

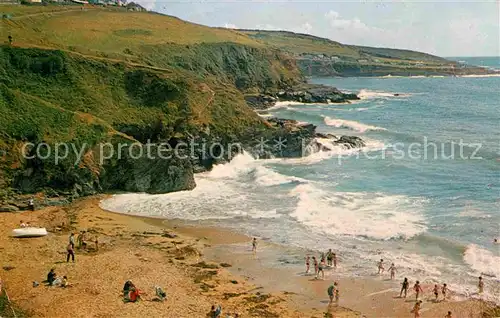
[
  {"left": 433, "top": 284, "right": 439, "bottom": 301},
  {"left": 317, "top": 258, "right": 325, "bottom": 279},
  {"left": 478, "top": 276, "right": 484, "bottom": 294},
  {"left": 413, "top": 281, "right": 423, "bottom": 300},
  {"left": 411, "top": 300, "right": 422, "bottom": 318},
  {"left": 335, "top": 288, "right": 339, "bottom": 304},
  {"left": 326, "top": 249, "right": 333, "bottom": 267},
  {"left": 251, "top": 238, "right": 257, "bottom": 255},
  {"left": 305, "top": 256, "right": 310, "bottom": 274},
  {"left": 313, "top": 257, "right": 318, "bottom": 276},
  {"left": 327, "top": 283, "right": 335, "bottom": 305},
  {"left": 333, "top": 253, "right": 337, "bottom": 269},
  {"left": 441, "top": 283, "right": 448, "bottom": 301},
  {"left": 378, "top": 259, "right": 385, "bottom": 274},
  {"left": 400, "top": 277, "right": 409, "bottom": 298},
  {"left": 388, "top": 263, "right": 396, "bottom": 280}
]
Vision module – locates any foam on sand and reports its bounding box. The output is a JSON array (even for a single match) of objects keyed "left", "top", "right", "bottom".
[{"left": 323, "top": 116, "right": 387, "bottom": 133}]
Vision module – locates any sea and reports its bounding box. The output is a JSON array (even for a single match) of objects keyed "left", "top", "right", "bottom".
[{"left": 101, "top": 57, "right": 500, "bottom": 303}]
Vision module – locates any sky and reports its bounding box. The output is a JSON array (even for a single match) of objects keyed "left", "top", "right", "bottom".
[{"left": 138, "top": 0, "right": 499, "bottom": 57}]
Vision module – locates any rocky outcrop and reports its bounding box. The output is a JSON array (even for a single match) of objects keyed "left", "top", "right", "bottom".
[
  {"left": 276, "top": 84, "right": 359, "bottom": 104},
  {"left": 245, "top": 84, "right": 359, "bottom": 110}
]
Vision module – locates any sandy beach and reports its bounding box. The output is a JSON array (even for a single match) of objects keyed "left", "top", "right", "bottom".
[{"left": 0, "top": 197, "right": 497, "bottom": 317}]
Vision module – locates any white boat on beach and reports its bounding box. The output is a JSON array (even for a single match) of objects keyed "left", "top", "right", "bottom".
[{"left": 12, "top": 227, "right": 48, "bottom": 238}]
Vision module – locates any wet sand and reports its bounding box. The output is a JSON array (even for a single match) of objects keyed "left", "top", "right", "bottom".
[{"left": 0, "top": 196, "right": 496, "bottom": 317}]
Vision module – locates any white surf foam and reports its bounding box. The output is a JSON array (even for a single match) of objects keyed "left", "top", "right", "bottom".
[
  {"left": 323, "top": 116, "right": 387, "bottom": 133},
  {"left": 207, "top": 151, "right": 256, "bottom": 179},
  {"left": 288, "top": 184, "right": 426, "bottom": 240},
  {"left": 458, "top": 73, "right": 500, "bottom": 78},
  {"left": 254, "top": 166, "right": 306, "bottom": 186},
  {"left": 463, "top": 244, "right": 500, "bottom": 278},
  {"left": 358, "top": 89, "right": 411, "bottom": 100}
]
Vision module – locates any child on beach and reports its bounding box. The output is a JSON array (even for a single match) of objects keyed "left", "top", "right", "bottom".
[
  {"left": 388, "top": 263, "right": 396, "bottom": 280},
  {"left": 377, "top": 259, "right": 385, "bottom": 274},
  {"left": 317, "top": 258, "right": 325, "bottom": 279},
  {"left": 305, "top": 256, "right": 310, "bottom": 274},
  {"left": 413, "top": 281, "right": 423, "bottom": 300},
  {"left": 313, "top": 257, "right": 318, "bottom": 276},
  {"left": 433, "top": 284, "right": 439, "bottom": 301},
  {"left": 400, "top": 277, "right": 409, "bottom": 298},
  {"left": 333, "top": 253, "right": 337, "bottom": 269},
  {"left": 410, "top": 300, "right": 422, "bottom": 318},
  {"left": 478, "top": 276, "right": 484, "bottom": 294},
  {"left": 335, "top": 288, "right": 339, "bottom": 304},
  {"left": 441, "top": 283, "right": 448, "bottom": 301}
]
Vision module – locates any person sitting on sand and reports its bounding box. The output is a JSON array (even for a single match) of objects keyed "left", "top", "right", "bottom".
[
  {"left": 433, "top": 284, "right": 439, "bottom": 301},
  {"left": 388, "top": 263, "right": 396, "bottom": 280},
  {"left": 47, "top": 268, "right": 57, "bottom": 286},
  {"left": 400, "top": 277, "right": 409, "bottom": 298},
  {"left": 155, "top": 286, "right": 167, "bottom": 301},
  {"left": 61, "top": 276, "right": 71, "bottom": 288},
  {"left": 411, "top": 300, "right": 422, "bottom": 318},
  {"left": 20, "top": 221, "right": 27, "bottom": 228},
  {"left": 123, "top": 280, "right": 135, "bottom": 297},
  {"left": 378, "top": 259, "right": 385, "bottom": 274},
  {"left": 413, "top": 281, "right": 423, "bottom": 300},
  {"left": 208, "top": 305, "right": 222, "bottom": 318},
  {"left": 445, "top": 311, "right": 452, "bottom": 318},
  {"left": 478, "top": 276, "right": 484, "bottom": 294},
  {"left": 305, "top": 256, "right": 310, "bottom": 274},
  {"left": 441, "top": 283, "right": 448, "bottom": 300}
]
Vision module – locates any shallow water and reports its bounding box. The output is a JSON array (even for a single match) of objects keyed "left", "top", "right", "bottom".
[{"left": 102, "top": 62, "right": 500, "bottom": 304}]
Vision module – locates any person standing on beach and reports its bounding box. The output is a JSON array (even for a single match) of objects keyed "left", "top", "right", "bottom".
[
  {"left": 313, "top": 256, "right": 318, "bottom": 276},
  {"left": 327, "top": 283, "right": 335, "bottom": 305},
  {"left": 305, "top": 256, "right": 310, "bottom": 274},
  {"left": 333, "top": 253, "right": 337, "bottom": 269},
  {"left": 441, "top": 283, "right": 448, "bottom": 301},
  {"left": 66, "top": 243, "right": 75, "bottom": 263},
  {"left": 335, "top": 288, "right": 340, "bottom": 304},
  {"left": 400, "top": 277, "right": 409, "bottom": 298},
  {"left": 326, "top": 249, "right": 333, "bottom": 267},
  {"left": 377, "top": 259, "right": 385, "bottom": 274},
  {"left": 388, "top": 263, "right": 396, "bottom": 280},
  {"left": 69, "top": 233, "right": 75, "bottom": 249},
  {"left": 28, "top": 198, "right": 35, "bottom": 211},
  {"left": 317, "top": 258, "right": 325, "bottom": 279},
  {"left": 413, "top": 281, "right": 423, "bottom": 300},
  {"left": 411, "top": 300, "right": 422, "bottom": 318},
  {"left": 433, "top": 284, "right": 439, "bottom": 301},
  {"left": 251, "top": 238, "right": 257, "bottom": 255},
  {"left": 478, "top": 276, "right": 484, "bottom": 294}
]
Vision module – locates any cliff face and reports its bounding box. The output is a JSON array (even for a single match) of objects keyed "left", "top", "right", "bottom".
[{"left": 0, "top": 44, "right": 303, "bottom": 198}]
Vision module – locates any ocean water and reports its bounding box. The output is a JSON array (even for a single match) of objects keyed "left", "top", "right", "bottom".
[{"left": 102, "top": 60, "right": 500, "bottom": 304}]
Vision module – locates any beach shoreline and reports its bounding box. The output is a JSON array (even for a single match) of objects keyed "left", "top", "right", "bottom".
[{"left": 1, "top": 196, "right": 497, "bottom": 317}]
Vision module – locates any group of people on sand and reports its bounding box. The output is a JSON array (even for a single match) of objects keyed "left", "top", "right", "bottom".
[
  {"left": 399, "top": 274, "right": 486, "bottom": 317},
  {"left": 43, "top": 268, "right": 71, "bottom": 288},
  {"left": 66, "top": 231, "right": 99, "bottom": 262},
  {"left": 377, "top": 259, "right": 398, "bottom": 279},
  {"left": 305, "top": 249, "right": 338, "bottom": 279}
]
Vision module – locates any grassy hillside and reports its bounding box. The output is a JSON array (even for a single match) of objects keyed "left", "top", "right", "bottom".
[
  {"left": 351, "top": 45, "right": 449, "bottom": 63},
  {"left": 0, "top": 6, "right": 306, "bottom": 195}
]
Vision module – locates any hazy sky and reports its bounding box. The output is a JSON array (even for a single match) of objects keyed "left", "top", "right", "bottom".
[{"left": 139, "top": 0, "right": 499, "bottom": 57}]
